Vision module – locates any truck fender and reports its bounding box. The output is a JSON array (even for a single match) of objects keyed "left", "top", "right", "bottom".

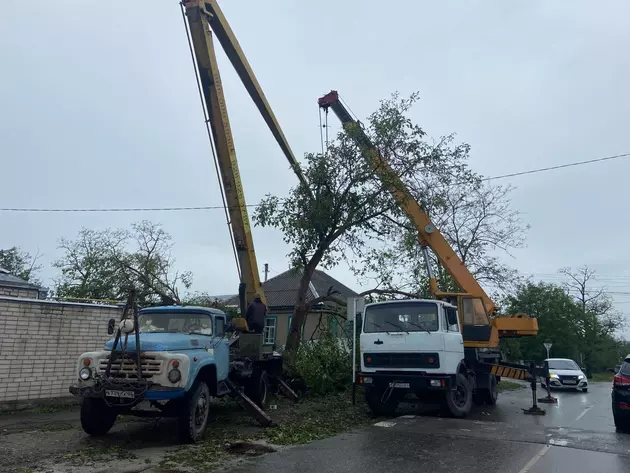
[
  {"left": 189, "top": 360, "right": 218, "bottom": 395},
  {"left": 456, "top": 361, "right": 476, "bottom": 388}
]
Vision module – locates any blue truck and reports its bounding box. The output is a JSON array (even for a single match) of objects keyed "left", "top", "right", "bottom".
[{"left": 69, "top": 298, "right": 293, "bottom": 443}]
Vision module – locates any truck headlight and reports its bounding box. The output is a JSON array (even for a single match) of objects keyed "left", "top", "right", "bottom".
[
  {"left": 79, "top": 368, "right": 91, "bottom": 380},
  {"left": 168, "top": 369, "right": 182, "bottom": 383}
]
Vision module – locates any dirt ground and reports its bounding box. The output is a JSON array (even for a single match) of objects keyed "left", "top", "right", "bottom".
[{"left": 0, "top": 391, "right": 377, "bottom": 473}]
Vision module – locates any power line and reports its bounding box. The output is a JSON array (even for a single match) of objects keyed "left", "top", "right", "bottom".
[
  {"left": 480, "top": 152, "right": 630, "bottom": 182},
  {"left": 2, "top": 151, "right": 629, "bottom": 214}
]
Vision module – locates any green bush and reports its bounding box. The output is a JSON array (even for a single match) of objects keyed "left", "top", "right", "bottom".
[{"left": 291, "top": 323, "right": 352, "bottom": 395}]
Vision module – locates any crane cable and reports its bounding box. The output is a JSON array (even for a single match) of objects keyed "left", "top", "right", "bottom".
[{"left": 179, "top": 2, "right": 241, "bottom": 280}]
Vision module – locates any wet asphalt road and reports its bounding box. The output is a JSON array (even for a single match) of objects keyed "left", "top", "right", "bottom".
[{"left": 232, "top": 381, "right": 630, "bottom": 473}]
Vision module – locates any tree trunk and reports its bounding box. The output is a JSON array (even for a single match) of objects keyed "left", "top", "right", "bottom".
[{"left": 285, "top": 269, "right": 314, "bottom": 352}]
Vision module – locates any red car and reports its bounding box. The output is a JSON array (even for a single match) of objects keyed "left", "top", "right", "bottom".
[{"left": 612, "top": 355, "right": 630, "bottom": 431}]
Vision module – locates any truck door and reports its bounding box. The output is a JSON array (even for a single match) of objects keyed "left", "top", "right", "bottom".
[
  {"left": 443, "top": 306, "right": 465, "bottom": 370},
  {"left": 213, "top": 316, "right": 230, "bottom": 381}
]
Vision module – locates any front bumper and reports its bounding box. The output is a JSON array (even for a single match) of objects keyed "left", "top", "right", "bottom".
[
  {"left": 544, "top": 377, "right": 588, "bottom": 389},
  {"left": 70, "top": 380, "right": 186, "bottom": 403},
  {"left": 357, "top": 371, "right": 453, "bottom": 391}
]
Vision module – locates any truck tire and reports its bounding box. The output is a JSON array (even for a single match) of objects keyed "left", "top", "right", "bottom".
[
  {"left": 245, "top": 369, "right": 269, "bottom": 409},
  {"left": 442, "top": 373, "right": 472, "bottom": 418},
  {"left": 474, "top": 375, "right": 498, "bottom": 406},
  {"left": 365, "top": 387, "right": 398, "bottom": 416},
  {"left": 483, "top": 375, "right": 498, "bottom": 405},
  {"left": 178, "top": 381, "right": 211, "bottom": 443},
  {"left": 80, "top": 398, "right": 117, "bottom": 436}
]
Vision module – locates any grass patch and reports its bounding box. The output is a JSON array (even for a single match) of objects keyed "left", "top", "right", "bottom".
[
  {"left": 591, "top": 372, "right": 614, "bottom": 383},
  {"left": 497, "top": 381, "right": 524, "bottom": 392},
  {"left": 38, "top": 421, "right": 77, "bottom": 432},
  {"left": 264, "top": 391, "right": 377, "bottom": 445}
]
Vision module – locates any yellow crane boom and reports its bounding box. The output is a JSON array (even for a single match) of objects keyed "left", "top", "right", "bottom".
[
  {"left": 182, "top": 0, "right": 306, "bottom": 311},
  {"left": 318, "top": 90, "right": 537, "bottom": 348}
]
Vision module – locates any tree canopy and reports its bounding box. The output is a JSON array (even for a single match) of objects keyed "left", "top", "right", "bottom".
[
  {"left": 254, "top": 92, "right": 486, "bottom": 350},
  {"left": 53, "top": 221, "right": 192, "bottom": 306},
  {"left": 0, "top": 246, "right": 42, "bottom": 284}
]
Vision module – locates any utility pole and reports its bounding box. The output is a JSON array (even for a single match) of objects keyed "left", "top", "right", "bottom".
[{"left": 264, "top": 263, "right": 269, "bottom": 282}]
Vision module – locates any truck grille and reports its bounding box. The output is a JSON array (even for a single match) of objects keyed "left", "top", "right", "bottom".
[
  {"left": 98, "top": 355, "right": 163, "bottom": 379},
  {"left": 363, "top": 352, "right": 440, "bottom": 369}
]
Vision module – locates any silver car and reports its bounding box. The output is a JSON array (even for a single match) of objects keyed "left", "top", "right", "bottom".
[{"left": 540, "top": 358, "right": 588, "bottom": 392}]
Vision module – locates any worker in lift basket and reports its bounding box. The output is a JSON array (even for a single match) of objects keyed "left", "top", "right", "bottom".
[{"left": 245, "top": 293, "right": 266, "bottom": 334}]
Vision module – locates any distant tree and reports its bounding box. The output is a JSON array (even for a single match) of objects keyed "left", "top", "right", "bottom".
[
  {"left": 502, "top": 278, "right": 624, "bottom": 373},
  {"left": 0, "top": 246, "right": 42, "bottom": 284},
  {"left": 558, "top": 265, "right": 623, "bottom": 371},
  {"left": 255, "top": 92, "right": 474, "bottom": 352},
  {"left": 502, "top": 282, "right": 586, "bottom": 363},
  {"left": 182, "top": 291, "right": 239, "bottom": 320},
  {"left": 53, "top": 221, "right": 192, "bottom": 306}
]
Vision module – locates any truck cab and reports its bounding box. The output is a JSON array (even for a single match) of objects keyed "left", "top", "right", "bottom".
[
  {"left": 70, "top": 306, "right": 236, "bottom": 442},
  {"left": 360, "top": 299, "right": 463, "bottom": 374},
  {"left": 358, "top": 299, "right": 472, "bottom": 417}
]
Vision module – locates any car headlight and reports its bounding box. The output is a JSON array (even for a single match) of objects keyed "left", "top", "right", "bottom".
[
  {"left": 168, "top": 369, "right": 182, "bottom": 383},
  {"left": 549, "top": 373, "right": 559, "bottom": 379},
  {"left": 578, "top": 374, "right": 585, "bottom": 380},
  {"left": 79, "top": 367, "right": 91, "bottom": 380}
]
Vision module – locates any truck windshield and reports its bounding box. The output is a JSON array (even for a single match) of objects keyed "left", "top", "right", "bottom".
[
  {"left": 364, "top": 302, "right": 439, "bottom": 333},
  {"left": 138, "top": 312, "right": 213, "bottom": 336},
  {"left": 547, "top": 359, "right": 579, "bottom": 370}
]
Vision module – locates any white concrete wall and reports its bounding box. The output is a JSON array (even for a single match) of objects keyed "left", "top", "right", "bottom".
[{"left": 0, "top": 296, "right": 122, "bottom": 403}]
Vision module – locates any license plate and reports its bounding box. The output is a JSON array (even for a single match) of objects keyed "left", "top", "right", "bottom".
[
  {"left": 105, "top": 390, "right": 135, "bottom": 399},
  {"left": 390, "top": 382, "right": 410, "bottom": 389},
  {"left": 563, "top": 380, "right": 577, "bottom": 385}
]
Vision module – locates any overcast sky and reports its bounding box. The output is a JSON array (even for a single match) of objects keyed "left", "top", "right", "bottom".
[{"left": 1, "top": 1, "right": 629, "bottom": 329}]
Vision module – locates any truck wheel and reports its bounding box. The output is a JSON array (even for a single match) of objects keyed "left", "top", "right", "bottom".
[
  {"left": 245, "top": 369, "right": 269, "bottom": 409},
  {"left": 483, "top": 375, "right": 498, "bottom": 405},
  {"left": 365, "top": 387, "right": 398, "bottom": 416},
  {"left": 473, "top": 375, "right": 498, "bottom": 406},
  {"left": 442, "top": 373, "right": 472, "bottom": 418},
  {"left": 178, "top": 381, "right": 211, "bottom": 443},
  {"left": 80, "top": 398, "right": 117, "bottom": 436}
]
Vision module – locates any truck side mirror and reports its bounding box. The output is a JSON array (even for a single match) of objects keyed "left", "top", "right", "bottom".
[
  {"left": 107, "top": 318, "right": 116, "bottom": 335},
  {"left": 446, "top": 309, "right": 458, "bottom": 326}
]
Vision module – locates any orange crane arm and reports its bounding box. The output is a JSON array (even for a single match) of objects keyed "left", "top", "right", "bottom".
[{"left": 318, "top": 91, "right": 496, "bottom": 315}]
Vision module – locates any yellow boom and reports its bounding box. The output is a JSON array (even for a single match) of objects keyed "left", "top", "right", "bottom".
[{"left": 318, "top": 91, "right": 537, "bottom": 348}]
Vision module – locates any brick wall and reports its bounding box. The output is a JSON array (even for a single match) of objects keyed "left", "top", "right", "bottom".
[
  {"left": 0, "top": 296, "right": 122, "bottom": 403},
  {"left": 0, "top": 286, "right": 39, "bottom": 299}
]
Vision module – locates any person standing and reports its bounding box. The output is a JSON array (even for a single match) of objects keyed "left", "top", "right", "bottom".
[{"left": 245, "top": 292, "right": 267, "bottom": 334}]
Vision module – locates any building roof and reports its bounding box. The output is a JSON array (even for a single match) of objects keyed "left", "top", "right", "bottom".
[
  {"left": 0, "top": 267, "right": 41, "bottom": 290},
  {"left": 224, "top": 268, "right": 359, "bottom": 309}
]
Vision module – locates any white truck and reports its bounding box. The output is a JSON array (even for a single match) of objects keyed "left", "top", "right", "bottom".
[{"left": 357, "top": 298, "right": 543, "bottom": 417}]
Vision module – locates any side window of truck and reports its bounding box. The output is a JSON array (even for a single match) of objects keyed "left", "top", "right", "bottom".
[
  {"left": 445, "top": 308, "right": 459, "bottom": 332},
  {"left": 216, "top": 317, "right": 225, "bottom": 337}
]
